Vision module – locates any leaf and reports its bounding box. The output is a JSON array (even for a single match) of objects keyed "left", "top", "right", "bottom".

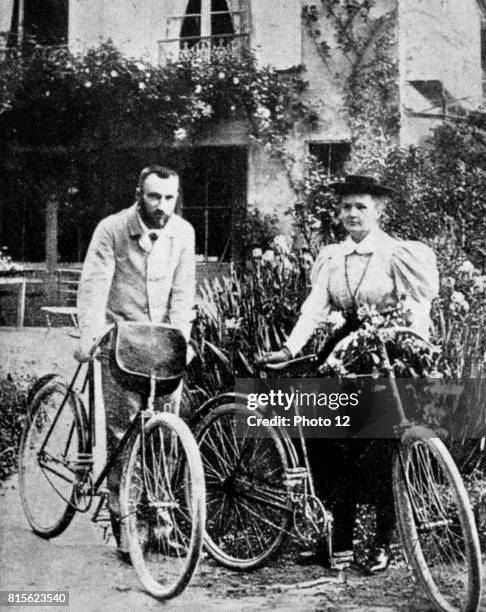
[{"left": 203, "top": 340, "right": 231, "bottom": 369}]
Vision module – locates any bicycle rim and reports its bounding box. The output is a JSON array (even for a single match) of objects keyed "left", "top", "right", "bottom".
[
  {"left": 196, "top": 403, "right": 292, "bottom": 570},
  {"left": 120, "top": 412, "right": 205, "bottom": 600},
  {"left": 18, "top": 378, "right": 86, "bottom": 538},
  {"left": 393, "top": 427, "right": 482, "bottom": 612}
]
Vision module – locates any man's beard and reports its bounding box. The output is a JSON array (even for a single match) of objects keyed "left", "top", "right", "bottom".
[{"left": 139, "top": 203, "right": 169, "bottom": 229}]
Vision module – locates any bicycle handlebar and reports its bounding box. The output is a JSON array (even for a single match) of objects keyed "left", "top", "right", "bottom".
[
  {"left": 260, "top": 354, "right": 318, "bottom": 372},
  {"left": 259, "top": 326, "right": 438, "bottom": 373},
  {"left": 88, "top": 324, "right": 116, "bottom": 359}
]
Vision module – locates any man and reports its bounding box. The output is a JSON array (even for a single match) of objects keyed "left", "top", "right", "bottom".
[{"left": 75, "top": 165, "right": 195, "bottom": 560}]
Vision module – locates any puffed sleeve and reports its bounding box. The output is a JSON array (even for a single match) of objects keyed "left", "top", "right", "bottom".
[
  {"left": 284, "top": 245, "right": 337, "bottom": 357},
  {"left": 391, "top": 241, "right": 439, "bottom": 338}
]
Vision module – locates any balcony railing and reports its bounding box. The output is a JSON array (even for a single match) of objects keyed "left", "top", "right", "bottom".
[
  {"left": 159, "top": 32, "right": 249, "bottom": 64},
  {"left": 0, "top": 38, "right": 68, "bottom": 61}
]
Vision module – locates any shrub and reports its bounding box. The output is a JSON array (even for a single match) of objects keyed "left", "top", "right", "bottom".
[{"left": 0, "top": 376, "right": 29, "bottom": 483}]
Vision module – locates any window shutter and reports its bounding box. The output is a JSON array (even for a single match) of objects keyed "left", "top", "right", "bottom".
[
  {"left": 252, "top": 0, "right": 302, "bottom": 70},
  {"left": 0, "top": 0, "right": 15, "bottom": 37}
]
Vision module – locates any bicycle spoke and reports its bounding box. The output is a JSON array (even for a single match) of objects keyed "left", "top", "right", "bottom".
[
  {"left": 198, "top": 404, "right": 291, "bottom": 568},
  {"left": 19, "top": 381, "right": 83, "bottom": 537},
  {"left": 395, "top": 436, "right": 479, "bottom": 611},
  {"left": 122, "top": 414, "right": 205, "bottom": 599}
]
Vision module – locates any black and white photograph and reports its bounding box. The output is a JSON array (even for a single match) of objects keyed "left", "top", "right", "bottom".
[{"left": 1, "top": 0, "right": 486, "bottom": 610}]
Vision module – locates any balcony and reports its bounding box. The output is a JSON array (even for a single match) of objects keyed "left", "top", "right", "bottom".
[{"left": 158, "top": 8, "right": 250, "bottom": 65}]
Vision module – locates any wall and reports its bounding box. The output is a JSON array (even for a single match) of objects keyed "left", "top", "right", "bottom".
[
  {"left": 399, "top": 0, "right": 482, "bottom": 145},
  {"left": 69, "top": 0, "right": 104, "bottom": 50},
  {"left": 69, "top": 0, "right": 177, "bottom": 60},
  {"left": 251, "top": 0, "right": 302, "bottom": 70},
  {"left": 66, "top": 1, "right": 483, "bottom": 223}
]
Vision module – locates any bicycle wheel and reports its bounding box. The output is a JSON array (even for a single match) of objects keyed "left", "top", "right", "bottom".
[
  {"left": 18, "top": 377, "right": 87, "bottom": 538},
  {"left": 196, "top": 402, "right": 292, "bottom": 570},
  {"left": 120, "top": 412, "right": 205, "bottom": 600},
  {"left": 393, "top": 426, "right": 482, "bottom": 612}
]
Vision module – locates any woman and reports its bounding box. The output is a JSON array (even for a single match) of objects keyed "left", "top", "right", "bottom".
[{"left": 261, "top": 174, "right": 439, "bottom": 572}]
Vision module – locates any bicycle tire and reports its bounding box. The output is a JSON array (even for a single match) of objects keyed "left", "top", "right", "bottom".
[
  {"left": 18, "top": 377, "right": 87, "bottom": 538},
  {"left": 195, "top": 402, "right": 292, "bottom": 570},
  {"left": 120, "top": 412, "right": 205, "bottom": 600},
  {"left": 393, "top": 426, "right": 482, "bottom": 612}
]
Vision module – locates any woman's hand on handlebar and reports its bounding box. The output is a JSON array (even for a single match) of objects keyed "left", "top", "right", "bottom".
[{"left": 258, "top": 347, "right": 292, "bottom": 365}]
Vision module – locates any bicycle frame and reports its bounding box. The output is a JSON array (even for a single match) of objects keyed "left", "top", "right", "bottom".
[
  {"left": 257, "top": 327, "right": 428, "bottom": 547},
  {"left": 34, "top": 325, "right": 165, "bottom": 513}
]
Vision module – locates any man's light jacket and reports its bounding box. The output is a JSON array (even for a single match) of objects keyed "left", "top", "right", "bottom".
[{"left": 77, "top": 203, "right": 195, "bottom": 353}]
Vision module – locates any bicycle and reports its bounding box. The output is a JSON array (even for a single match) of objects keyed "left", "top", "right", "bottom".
[
  {"left": 18, "top": 323, "right": 206, "bottom": 600},
  {"left": 193, "top": 326, "right": 482, "bottom": 612}
]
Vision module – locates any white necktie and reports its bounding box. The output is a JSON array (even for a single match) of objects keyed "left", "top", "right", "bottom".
[{"left": 139, "top": 232, "right": 159, "bottom": 253}]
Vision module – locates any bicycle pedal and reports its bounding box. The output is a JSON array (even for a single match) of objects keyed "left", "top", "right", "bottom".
[
  {"left": 101, "top": 523, "right": 111, "bottom": 543},
  {"left": 94, "top": 509, "right": 112, "bottom": 523}
]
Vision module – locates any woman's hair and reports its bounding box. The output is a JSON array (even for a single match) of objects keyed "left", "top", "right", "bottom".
[{"left": 373, "top": 195, "right": 388, "bottom": 216}]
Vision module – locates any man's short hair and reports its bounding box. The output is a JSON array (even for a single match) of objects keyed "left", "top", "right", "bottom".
[
  {"left": 137, "top": 165, "right": 179, "bottom": 193},
  {"left": 135, "top": 166, "right": 179, "bottom": 205}
]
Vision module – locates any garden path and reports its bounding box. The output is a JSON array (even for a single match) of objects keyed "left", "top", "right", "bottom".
[{"left": 1, "top": 328, "right": 484, "bottom": 611}]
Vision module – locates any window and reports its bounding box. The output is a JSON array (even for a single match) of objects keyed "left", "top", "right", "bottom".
[
  {"left": 6, "top": 0, "right": 68, "bottom": 51},
  {"left": 23, "top": 0, "right": 68, "bottom": 47},
  {"left": 159, "top": 0, "right": 249, "bottom": 63},
  {"left": 308, "top": 142, "right": 350, "bottom": 177},
  {"left": 181, "top": 146, "right": 247, "bottom": 262}
]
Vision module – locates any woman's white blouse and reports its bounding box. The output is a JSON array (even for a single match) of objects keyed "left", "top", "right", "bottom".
[{"left": 285, "top": 228, "right": 439, "bottom": 357}]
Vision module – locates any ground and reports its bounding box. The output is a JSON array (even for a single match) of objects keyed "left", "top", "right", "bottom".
[{"left": 0, "top": 327, "right": 484, "bottom": 611}]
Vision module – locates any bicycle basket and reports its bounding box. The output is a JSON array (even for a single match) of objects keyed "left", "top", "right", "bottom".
[{"left": 111, "top": 322, "right": 186, "bottom": 395}]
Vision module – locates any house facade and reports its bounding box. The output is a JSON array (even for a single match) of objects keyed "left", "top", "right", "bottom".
[{"left": 0, "top": 0, "right": 484, "bottom": 263}]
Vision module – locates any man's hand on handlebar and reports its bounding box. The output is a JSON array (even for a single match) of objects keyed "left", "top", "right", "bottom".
[
  {"left": 74, "top": 346, "right": 92, "bottom": 363},
  {"left": 258, "top": 347, "right": 292, "bottom": 365}
]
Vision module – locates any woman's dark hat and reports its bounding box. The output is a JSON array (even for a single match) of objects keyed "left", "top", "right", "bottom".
[{"left": 329, "top": 174, "right": 396, "bottom": 197}]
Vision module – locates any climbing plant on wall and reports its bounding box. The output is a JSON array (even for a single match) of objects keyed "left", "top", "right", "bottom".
[{"left": 302, "top": 0, "right": 399, "bottom": 173}]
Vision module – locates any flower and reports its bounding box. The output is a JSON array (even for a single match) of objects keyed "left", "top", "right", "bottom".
[
  {"left": 458, "top": 260, "right": 475, "bottom": 274},
  {"left": 138, "top": 82, "right": 146, "bottom": 90},
  {"left": 474, "top": 275, "right": 486, "bottom": 291},
  {"left": 256, "top": 105, "right": 271, "bottom": 119},
  {"left": 165, "top": 95, "right": 171, "bottom": 101},
  {"left": 45, "top": 91, "right": 51, "bottom": 97},
  {"left": 218, "top": 71, "right": 225, "bottom": 79},
  {"left": 262, "top": 249, "right": 275, "bottom": 263},
  {"left": 272, "top": 234, "right": 290, "bottom": 254},
  {"left": 327, "top": 311, "right": 345, "bottom": 329},
  {"left": 224, "top": 317, "right": 238, "bottom": 330},
  {"left": 442, "top": 276, "right": 455, "bottom": 288},
  {"left": 451, "top": 291, "right": 466, "bottom": 303},
  {"left": 110, "top": 70, "right": 118, "bottom": 77},
  {"left": 174, "top": 127, "right": 188, "bottom": 142},
  {"left": 233, "top": 77, "right": 240, "bottom": 85},
  {"left": 193, "top": 100, "right": 213, "bottom": 117},
  {"left": 195, "top": 84, "right": 202, "bottom": 94},
  {"left": 201, "top": 103, "right": 212, "bottom": 117},
  {"left": 450, "top": 291, "right": 470, "bottom": 312},
  {"left": 0, "top": 248, "right": 23, "bottom": 275},
  {"left": 135, "top": 61, "right": 145, "bottom": 71},
  {"left": 84, "top": 81, "right": 92, "bottom": 88},
  {"left": 252, "top": 248, "right": 263, "bottom": 259}
]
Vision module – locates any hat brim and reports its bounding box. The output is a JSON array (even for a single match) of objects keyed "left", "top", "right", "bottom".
[{"left": 329, "top": 182, "right": 396, "bottom": 197}]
